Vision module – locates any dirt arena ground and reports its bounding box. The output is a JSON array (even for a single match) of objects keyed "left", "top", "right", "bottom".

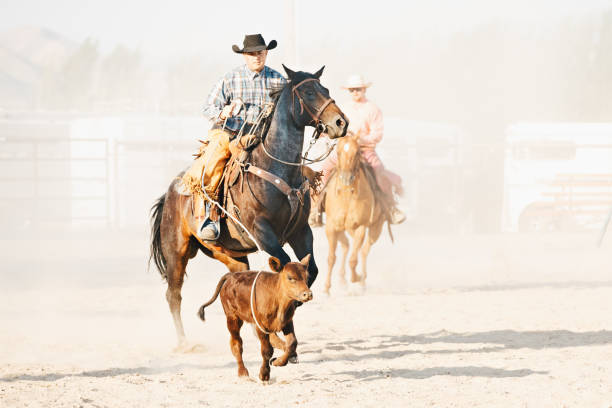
[{"left": 1, "top": 226, "right": 612, "bottom": 407}]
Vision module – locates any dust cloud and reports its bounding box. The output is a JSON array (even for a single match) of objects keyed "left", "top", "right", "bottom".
[{"left": 1, "top": 2, "right": 612, "bottom": 406}]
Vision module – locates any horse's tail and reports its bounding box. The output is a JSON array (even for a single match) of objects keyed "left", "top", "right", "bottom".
[
  {"left": 148, "top": 194, "right": 167, "bottom": 280},
  {"left": 387, "top": 221, "right": 395, "bottom": 244},
  {"left": 198, "top": 273, "right": 231, "bottom": 321}
]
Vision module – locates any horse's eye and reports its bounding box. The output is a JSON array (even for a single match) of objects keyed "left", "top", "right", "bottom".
[
  {"left": 305, "top": 90, "right": 314, "bottom": 97},
  {"left": 288, "top": 276, "right": 295, "bottom": 282}
]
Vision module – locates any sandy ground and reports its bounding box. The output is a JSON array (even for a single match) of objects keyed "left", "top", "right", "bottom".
[{"left": 1, "top": 226, "right": 612, "bottom": 407}]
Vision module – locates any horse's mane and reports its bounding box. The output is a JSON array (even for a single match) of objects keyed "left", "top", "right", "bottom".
[
  {"left": 261, "top": 72, "right": 313, "bottom": 140},
  {"left": 268, "top": 84, "right": 284, "bottom": 102},
  {"left": 260, "top": 80, "right": 288, "bottom": 140}
]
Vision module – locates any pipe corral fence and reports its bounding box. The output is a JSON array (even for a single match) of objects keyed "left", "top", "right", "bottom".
[{"left": 1, "top": 115, "right": 611, "bottom": 234}]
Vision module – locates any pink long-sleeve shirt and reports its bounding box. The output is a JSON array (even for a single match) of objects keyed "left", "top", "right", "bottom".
[
  {"left": 321, "top": 97, "right": 402, "bottom": 191},
  {"left": 341, "top": 98, "right": 384, "bottom": 169},
  {"left": 344, "top": 98, "right": 384, "bottom": 151}
]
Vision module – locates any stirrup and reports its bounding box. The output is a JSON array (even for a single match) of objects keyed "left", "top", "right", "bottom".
[
  {"left": 198, "top": 219, "right": 220, "bottom": 241},
  {"left": 309, "top": 211, "right": 324, "bottom": 227}
]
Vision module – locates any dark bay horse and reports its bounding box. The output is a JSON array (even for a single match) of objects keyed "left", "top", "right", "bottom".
[{"left": 149, "top": 66, "right": 348, "bottom": 350}]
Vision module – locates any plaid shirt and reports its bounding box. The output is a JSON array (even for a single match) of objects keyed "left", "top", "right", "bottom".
[{"left": 202, "top": 65, "right": 286, "bottom": 133}]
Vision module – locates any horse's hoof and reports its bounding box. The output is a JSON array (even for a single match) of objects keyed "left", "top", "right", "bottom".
[
  {"left": 288, "top": 355, "right": 299, "bottom": 364},
  {"left": 173, "top": 341, "right": 206, "bottom": 354},
  {"left": 270, "top": 357, "right": 287, "bottom": 367}
]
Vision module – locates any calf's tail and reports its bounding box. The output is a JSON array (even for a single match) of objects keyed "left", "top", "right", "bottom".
[{"left": 198, "top": 273, "right": 231, "bottom": 321}]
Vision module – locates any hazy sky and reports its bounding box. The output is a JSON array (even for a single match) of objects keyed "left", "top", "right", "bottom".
[{"left": 1, "top": 0, "right": 612, "bottom": 59}]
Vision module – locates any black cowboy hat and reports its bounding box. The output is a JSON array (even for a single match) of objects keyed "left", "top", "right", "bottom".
[{"left": 232, "top": 34, "right": 277, "bottom": 54}]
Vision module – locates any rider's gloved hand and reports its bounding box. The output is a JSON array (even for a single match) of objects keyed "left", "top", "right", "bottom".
[{"left": 219, "top": 99, "right": 243, "bottom": 120}]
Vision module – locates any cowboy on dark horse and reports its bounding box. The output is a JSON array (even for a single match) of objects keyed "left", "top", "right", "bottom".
[
  {"left": 182, "top": 34, "right": 286, "bottom": 241},
  {"left": 150, "top": 33, "right": 348, "bottom": 351}
]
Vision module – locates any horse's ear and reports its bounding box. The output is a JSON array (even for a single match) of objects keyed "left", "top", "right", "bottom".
[
  {"left": 282, "top": 64, "right": 296, "bottom": 80},
  {"left": 313, "top": 66, "right": 325, "bottom": 79},
  {"left": 268, "top": 256, "right": 283, "bottom": 272},
  {"left": 300, "top": 254, "right": 311, "bottom": 268}
]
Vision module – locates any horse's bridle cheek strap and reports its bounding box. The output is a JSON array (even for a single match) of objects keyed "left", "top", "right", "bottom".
[{"left": 291, "top": 78, "right": 335, "bottom": 125}]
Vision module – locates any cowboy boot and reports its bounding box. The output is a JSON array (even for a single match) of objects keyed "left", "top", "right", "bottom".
[
  {"left": 197, "top": 201, "right": 221, "bottom": 241},
  {"left": 193, "top": 194, "right": 219, "bottom": 241},
  {"left": 384, "top": 192, "right": 406, "bottom": 225},
  {"left": 309, "top": 205, "right": 323, "bottom": 227},
  {"left": 372, "top": 166, "right": 405, "bottom": 225},
  {"left": 309, "top": 193, "right": 325, "bottom": 227},
  {"left": 389, "top": 206, "right": 406, "bottom": 225}
]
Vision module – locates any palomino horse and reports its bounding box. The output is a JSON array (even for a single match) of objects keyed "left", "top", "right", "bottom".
[
  {"left": 149, "top": 65, "right": 348, "bottom": 350},
  {"left": 324, "top": 134, "right": 389, "bottom": 293}
]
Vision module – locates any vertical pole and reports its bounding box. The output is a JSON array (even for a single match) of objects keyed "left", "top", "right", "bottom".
[
  {"left": 33, "top": 139, "right": 39, "bottom": 228},
  {"left": 598, "top": 204, "right": 612, "bottom": 247},
  {"left": 284, "top": 0, "right": 298, "bottom": 68}
]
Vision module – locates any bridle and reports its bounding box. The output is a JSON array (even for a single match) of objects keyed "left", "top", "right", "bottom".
[
  {"left": 291, "top": 78, "right": 335, "bottom": 135},
  {"left": 259, "top": 77, "right": 339, "bottom": 167}
]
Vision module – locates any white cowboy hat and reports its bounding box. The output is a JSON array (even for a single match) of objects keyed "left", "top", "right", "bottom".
[{"left": 341, "top": 74, "right": 372, "bottom": 89}]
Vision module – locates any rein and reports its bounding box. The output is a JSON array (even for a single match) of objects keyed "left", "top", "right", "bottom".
[
  {"left": 250, "top": 270, "right": 271, "bottom": 334},
  {"left": 260, "top": 127, "right": 336, "bottom": 167},
  {"left": 215, "top": 76, "right": 337, "bottom": 257},
  {"left": 259, "top": 77, "right": 338, "bottom": 167}
]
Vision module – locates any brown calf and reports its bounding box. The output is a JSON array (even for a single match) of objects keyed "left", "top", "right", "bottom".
[{"left": 198, "top": 255, "right": 313, "bottom": 382}]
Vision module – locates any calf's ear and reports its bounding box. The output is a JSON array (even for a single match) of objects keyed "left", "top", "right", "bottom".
[
  {"left": 300, "top": 254, "right": 311, "bottom": 268},
  {"left": 268, "top": 256, "right": 283, "bottom": 272}
]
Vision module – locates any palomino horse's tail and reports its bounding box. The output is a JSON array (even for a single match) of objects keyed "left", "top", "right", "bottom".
[
  {"left": 148, "top": 194, "right": 167, "bottom": 280},
  {"left": 198, "top": 273, "right": 231, "bottom": 321},
  {"left": 387, "top": 221, "right": 395, "bottom": 244}
]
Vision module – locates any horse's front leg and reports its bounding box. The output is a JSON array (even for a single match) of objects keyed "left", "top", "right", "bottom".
[
  {"left": 252, "top": 216, "right": 292, "bottom": 265},
  {"left": 287, "top": 224, "right": 318, "bottom": 287},
  {"left": 348, "top": 226, "right": 366, "bottom": 283},
  {"left": 324, "top": 227, "right": 339, "bottom": 294}
]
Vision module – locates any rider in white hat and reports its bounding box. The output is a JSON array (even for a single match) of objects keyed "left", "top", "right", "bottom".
[{"left": 315, "top": 74, "right": 405, "bottom": 225}]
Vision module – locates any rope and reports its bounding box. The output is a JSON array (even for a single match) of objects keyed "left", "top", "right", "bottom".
[
  {"left": 199, "top": 85, "right": 335, "bottom": 267},
  {"left": 261, "top": 129, "right": 337, "bottom": 167},
  {"left": 200, "top": 142, "right": 267, "bottom": 270},
  {"left": 250, "top": 270, "right": 271, "bottom": 334}
]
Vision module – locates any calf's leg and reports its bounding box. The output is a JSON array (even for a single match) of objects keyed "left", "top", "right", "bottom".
[
  {"left": 271, "top": 321, "right": 297, "bottom": 367},
  {"left": 269, "top": 332, "right": 286, "bottom": 350},
  {"left": 256, "top": 330, "right": 274, "bottom": 382},
  {"left": 227, "top": 317, "right": 248, "bottom": 377}
]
